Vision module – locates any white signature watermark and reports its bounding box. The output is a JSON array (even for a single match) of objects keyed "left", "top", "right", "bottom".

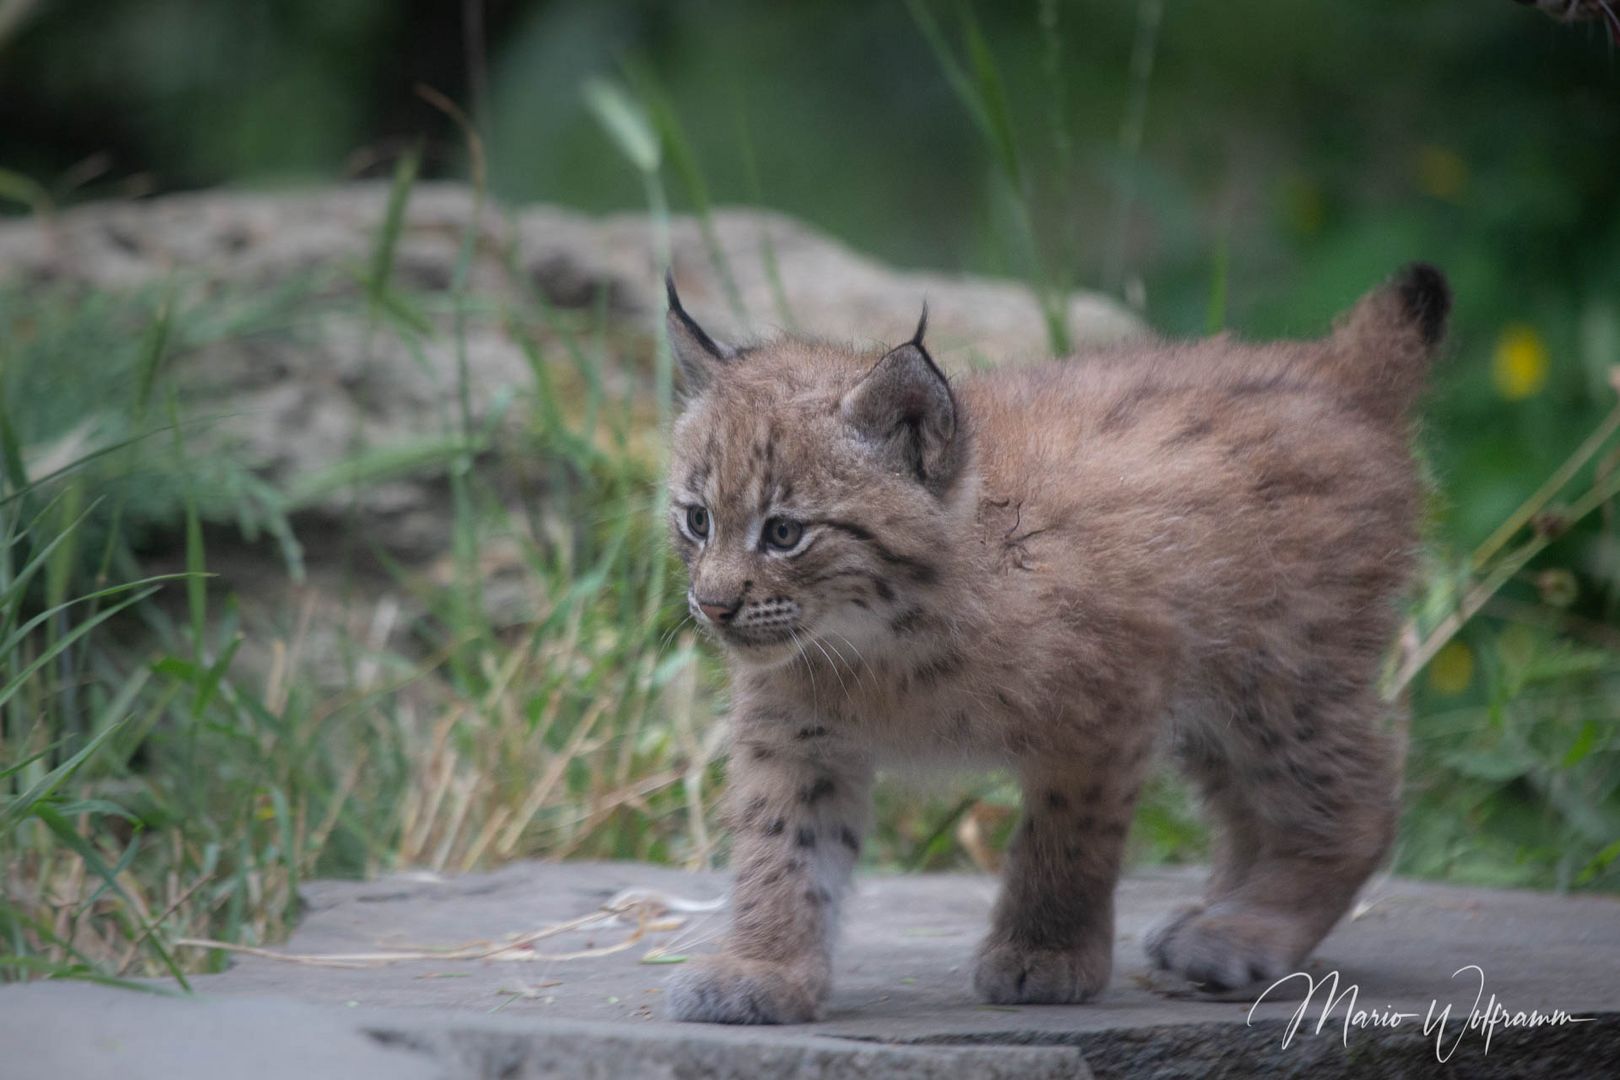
[{"left": 1247, "top": 964, "right": 1594, "bottom": 1061}]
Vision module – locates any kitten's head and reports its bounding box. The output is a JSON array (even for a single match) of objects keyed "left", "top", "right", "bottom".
[{"left": 663, "top": 275, "right": 972, "bottom": 667}]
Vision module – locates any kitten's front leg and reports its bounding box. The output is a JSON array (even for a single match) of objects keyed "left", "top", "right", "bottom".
[
  {"left": 973, "top": 757, "right": 1145, "bottom": 1004},
  {"left": 667, "top": 727, "right": 871, "bottom": 1024}
]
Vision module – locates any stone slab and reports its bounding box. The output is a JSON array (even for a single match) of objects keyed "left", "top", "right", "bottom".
[
  {"left": 0, "top": 982, "right": 1080, "bottom": 1080},
  {"left": 4, "top": 863, "right": 1617, "bottom": 1078}
]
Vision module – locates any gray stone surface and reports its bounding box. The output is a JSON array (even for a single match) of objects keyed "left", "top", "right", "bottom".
[
  {"left": 1, "top": 982, "right": 1080, "bottom": 1080},
  {"left": 4, "top": 863, "right": 1615, "bottom": 1078},
  {"left": 1, "top": 984, "right": 443, "bottom": 1080}
]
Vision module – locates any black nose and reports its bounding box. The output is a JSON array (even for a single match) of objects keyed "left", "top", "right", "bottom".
[{"left": 696, "top": 596, "right": 741, "bottom": 624}]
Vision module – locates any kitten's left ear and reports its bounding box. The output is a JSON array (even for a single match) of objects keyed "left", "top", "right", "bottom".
[
  {"left": 842, "top": 303, "right": 963, "bottom": 494},
  {"left": 666, "top": 271, "right": 736, "bottom": 396}
]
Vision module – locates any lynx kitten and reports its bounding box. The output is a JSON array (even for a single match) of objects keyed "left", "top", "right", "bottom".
[{"left": 661, "top": 264, "right": 1450, "bottom": 1024}]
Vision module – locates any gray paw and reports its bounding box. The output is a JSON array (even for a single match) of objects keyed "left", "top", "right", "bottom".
[
  {"left": 1144, "top": 904, "right": 1297, "bottom": 993},
  {"left": 1142, "top": 901, "right": 1203, "bottom": 964},
  {"left": 972, "top": 938, "right": 1111, "bottom": 1005},
  {"left": 665, "top": 955, "right": 823, "bottom": 1024}
]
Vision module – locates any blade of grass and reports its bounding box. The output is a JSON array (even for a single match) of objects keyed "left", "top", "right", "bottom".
[
  {"left": 625, "top": 61, "right": 746, "bottom": 320},
  {"left": 0, "top": 712, "right": 134, "bottom": 834},
  {"left": 416, "top": 84, "right": 492, "bottom": 687},
  {"left": 133, "top": 287, "right": 174, "bottom": 422},
  {"left": 1471, "top": 398, "right": 1620, "bottom": 572},
  {"left": 584, "top": 76, "right": 674, "bottom": 437},
  {"left": 33, "top": 805, "right": 191, "bottom": 990},
  {"left": 0, "top": 584, "right": 167, "bottom": 716},
  {"left": 904, "top": 0, "right": 995, "bottom": 155},
  {"left": 1390, "top": 453, "right": 1620, "bottom": 696},
  {"left": 281, "top": 436, "right": 483, "bottom": 509},
  {"left": 731, "top": 91, "right": 797, "bottom": 332},
  {"left": 168, "top": 397, "right": 208, "bottom": 663},
  {"left": 0, "top": 166, "right": 51, "bottom": 218},
  {"left": 367, "top": 143, "right": 423, "bottom": 317},
  {"left": 1105, "top": 0, "right": 1165, "bottom": 295},
  {"left": 0, "top": 744, "right": 56, "bottom": 782},
  {"left": 904, "top": 0, "right": 1068, "bottom": 352},
  {"left": 0, "top": 386, "right": 30, "bottom": 497},
  {"left": 0, "top": 424, "right": 189, "bottom": 509},
  {"left": 959, "top": 5, "right": 1023, "bottom": 189},
  {"left": 0, "top": 577, "right": 190, "bottom": 681},
  {"left": 2, "top": 496, "right": 102, "bottom": 616}
]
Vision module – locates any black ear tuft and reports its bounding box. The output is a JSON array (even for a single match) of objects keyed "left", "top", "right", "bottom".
[
  {"left": 1393, "top": 262, "right": 1451, "bottom": 347},
  {"left": 910, "top": 300, "right": 929, "bottom": 349},
  {"left": 665, "top": 271, "right": 736, "bottom": 395}
]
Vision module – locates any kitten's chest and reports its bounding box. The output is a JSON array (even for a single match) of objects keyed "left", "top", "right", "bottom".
[{"left": 814, "top": 643, "right": 1018, "bottom": 758}]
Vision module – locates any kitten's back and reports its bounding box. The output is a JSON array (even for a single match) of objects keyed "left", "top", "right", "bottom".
[{"left": 956, "top": 264, "right": 1449, "bottom": 660}]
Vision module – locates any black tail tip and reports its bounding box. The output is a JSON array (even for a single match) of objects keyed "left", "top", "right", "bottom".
[{"left": 1393, "top": 262, "right": 1451, "bottom": 347}]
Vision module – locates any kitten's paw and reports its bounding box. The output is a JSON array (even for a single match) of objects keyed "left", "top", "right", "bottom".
[
  {"left": 665, "top": 955, "right": 824, "bottom": 1024},
  {"left": 972, "top": 938, "right": 1112, "bottom": 1005},
  {"left": 1142, "top": 902, "right": 1204, "bottom": 965},
  {"left": 1144, "top": 905, "right": 1299, "bottom": 994}
]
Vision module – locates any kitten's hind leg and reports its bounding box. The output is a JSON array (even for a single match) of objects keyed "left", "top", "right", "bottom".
[
  {"left": 1140, "top": 751, "right": 1250, "bottom": 971},
  {"left": 973, "top": 736, "right": 1153, "bottom": 1005},
  {"left": 1148, "top": 691, "right": 1398, "bottom": 992},
  {"left": 1143, "top": 731, "right": 1268, "bottom": 955}
]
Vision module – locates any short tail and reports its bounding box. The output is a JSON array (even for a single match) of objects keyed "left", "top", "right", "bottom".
[{"left": 1321, "top": 262, "right": 1451, "bottom": 422}]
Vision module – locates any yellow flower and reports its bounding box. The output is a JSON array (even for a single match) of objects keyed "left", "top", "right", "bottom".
[
  {"left": 1416, "top": 145, "right": 1468, "bottom": 202},
  {"left": 1428, "top": 640, "right": 1474, "bottom": 696},
  {"left": 1492, "top": 324, "right": 1549, "bottom": 400}
]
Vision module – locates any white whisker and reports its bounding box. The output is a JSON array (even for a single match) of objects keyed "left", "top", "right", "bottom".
[
  {"left": 806, "top": 634, "right": 850, "bottom": 702},
  {"left": 655, "top": 613, "right": 697, "bottom": 661},
  {"left": 787, "top": 627, "right": 820, "bottom": 713},
  {"left": 823, "top": 629, "right": 876, "bottom": 690}
]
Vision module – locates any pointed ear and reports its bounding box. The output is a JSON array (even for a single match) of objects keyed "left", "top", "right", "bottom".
[
  {"left": 841, "top": 307, "right": 963, "bottom": 493},
  {"left": 665, "top": 272, "right": 735, "bottom": 396}
]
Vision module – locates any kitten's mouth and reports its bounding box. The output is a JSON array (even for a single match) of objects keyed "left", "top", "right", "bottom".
[{"left": 713, "top": 626, "right": 801, "bottom": 666}]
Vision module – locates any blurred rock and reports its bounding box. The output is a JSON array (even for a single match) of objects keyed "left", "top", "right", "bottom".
[{"left": 0, "top": 184, "right": 1141, "bottom": 636}]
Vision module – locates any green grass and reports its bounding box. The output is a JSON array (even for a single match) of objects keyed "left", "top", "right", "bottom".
[
  {"left": 4, "top": 8, "right": 1620, "bottom": 991},
  {"left": 0, "top": 153, "right": 731, "bottom": 981}
]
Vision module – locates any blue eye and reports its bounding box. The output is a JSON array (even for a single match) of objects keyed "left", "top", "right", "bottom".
[
  {"left": 764, "top": 518, "right": 803, "bottom": 550},
  {"left": 686, "top": 505, "right": 710, "bottom": 538}
]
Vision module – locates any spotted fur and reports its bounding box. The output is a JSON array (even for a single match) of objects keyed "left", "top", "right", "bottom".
[{"left": 661, "top": 265, "right": 1450, "bottom": 1023}]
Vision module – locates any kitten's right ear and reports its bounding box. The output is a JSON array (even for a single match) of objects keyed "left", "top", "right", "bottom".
[
  {"left": 666, "top": 272, "right": 736, "bottom": 396},
  {"left": 841, "top": 310, "right": 964, "bottom": 495}
]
